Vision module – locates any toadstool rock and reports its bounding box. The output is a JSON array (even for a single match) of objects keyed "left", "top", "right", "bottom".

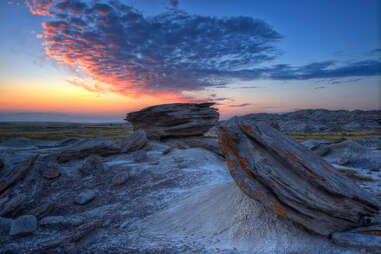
[{"left": 125, "top": 103, "right": 219, "bottom": 140}]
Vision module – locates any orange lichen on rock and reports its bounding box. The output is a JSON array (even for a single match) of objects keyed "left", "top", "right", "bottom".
[
  {"left": 48, "top": 168, "right": 59, "bottom": 178},
  {"left": 363, "top": 231, "right": 381, "bottom": 236},
  {"left": 226, "top": 159, "right": 234, "bottom": 171},
  {"left": 283, "top": 149, "right": 300, "bottom": 163},
  {"left": 241, "top": 124, "right": 256, "bottom": 136},
  {"left": 305, "top": 171, "right": 320, "bottom": 179},
  {"left": 270, "top": 200, "right": 288, "bottom": 217}
]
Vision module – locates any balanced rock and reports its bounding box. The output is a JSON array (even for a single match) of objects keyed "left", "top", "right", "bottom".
[
  {"left": 125, "top": 103, "right": 219, "bottom": 139},
  {"left": 217, "top": 120, "right": 381, "bottom": 236}
]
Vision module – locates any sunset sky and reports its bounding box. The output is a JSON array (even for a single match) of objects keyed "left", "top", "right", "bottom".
[{"left": 0, "top": 0, "right": 380, "bottom": 122}]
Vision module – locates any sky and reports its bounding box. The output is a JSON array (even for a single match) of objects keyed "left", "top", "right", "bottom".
[{"left": 0, "top": 0, "right": 380, "bottom": 122}]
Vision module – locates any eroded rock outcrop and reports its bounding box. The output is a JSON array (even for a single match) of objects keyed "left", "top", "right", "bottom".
[
  {"left": 217, "top": 120, "right": 381, "bottom": 236},
  {"left": 0, "top": 154, "right": 39, "bottom": 194},
  {"left": 56, "top": 138, "right": 121, "bottom": 163},
  {"left": 222, "top": 109, "right": 381, "bottom": 133},
  {"left": 125, "top": 103, "right": 219, "bottom": 139}
]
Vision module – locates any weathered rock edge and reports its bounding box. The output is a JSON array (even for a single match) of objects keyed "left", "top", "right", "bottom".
[
  {"left": 217, "top": 120, "right": 381, "bottom": 236},
  {"left": 125, "top": 103, "right": 219, "bottom": 139}
]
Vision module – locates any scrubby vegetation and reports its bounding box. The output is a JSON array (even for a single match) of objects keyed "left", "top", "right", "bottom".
[
  {"left": 0, "top": 122, "right": 380, "bottom": 143},
  {"left": 288, "top": 130, "right": 381, "bottom": 142},
  {"left": 0, "top": 123, "right": 132, "bottom": 142}
]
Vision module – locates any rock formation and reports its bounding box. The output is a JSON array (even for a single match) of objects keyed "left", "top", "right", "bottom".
[
  {"left": 1, "top": 104, "right": 381, "bottom": 253},
  {"left": 221, "top": 109, "right": 381, "bottom": 133},
  {"left": 0, "top": 154, "right": 39, "bottom": 194},
  {"left": 56, "top": 138, "right": 121, "bottom": 163},
  {"left": 217, "top": 120, "right": 381, "bottom": 236},
  {"left": 125, "top": 103, "right": 219, "bottom": 139}
]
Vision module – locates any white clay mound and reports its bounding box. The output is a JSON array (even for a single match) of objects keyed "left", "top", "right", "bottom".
[{"left": 134, "top": 182, "right": 360, "bottom": 254}]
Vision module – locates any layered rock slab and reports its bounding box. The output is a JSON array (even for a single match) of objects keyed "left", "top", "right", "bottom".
[
  {"left": 56, "top": 138, "right": 121, "bottom": 163},
  {"left": 125, "top": 103, "right": 219, "bottom": 139},
  {"left": 217, "top": 121, "right": 381, "bottom": 236}
]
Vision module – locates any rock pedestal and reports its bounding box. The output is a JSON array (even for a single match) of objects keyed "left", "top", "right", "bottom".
[
  {"left": 125, "top": 103, "right": 219, "bottom": 139},
  {"left": 217, "top": 120, "right": 381, "bottom": 236}
]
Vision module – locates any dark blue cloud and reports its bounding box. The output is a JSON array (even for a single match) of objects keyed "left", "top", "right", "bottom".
[
  {"left": 169, "top": 0, "right": 179, "bottom": 8},
  {"left": 27, "top": 0, "right": 381, "bottom": 97},
  {"left": 229, "top": 103, "right": 251, "bottom": 107},
  {"left": 28, "top": 0, "right": 282, "bottom": 94},
  {"left": 267, "top": 60, "right": 381, "bottom": 80},
  {"left": 222, "top": 60, "right": 381, "bottom": 81}
]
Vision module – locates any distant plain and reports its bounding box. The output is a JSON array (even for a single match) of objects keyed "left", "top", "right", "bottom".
[{"left": 0, "top": 122, "right": 380, "bottom": 143}]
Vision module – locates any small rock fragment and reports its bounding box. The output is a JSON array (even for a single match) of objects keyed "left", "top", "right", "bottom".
[
  {"left": 69, "top": 221, "right": 99, "bottom": 242},
  {"left": 74, "top": 189, "right": 96, "bottom": 205},
  {"left": 120, "top": 129, "right": 148, "bottom": 153},
  {"left": 40, "top": 215, "right": 84, "bottom": 227},
  {"left": 79, "top": 155, "right": 105, "bottom": 175},
  {"left": 39, "top": 237, "right": 66, "bottom": 249},
  {"left": 132, "top": 150, "right": 148, "bottom": 163},
  {"left": 162, "top": 147, "right": 173, "bottom": 155},
  {"left": 112, "top": 172, "right": 128, "bottom": 186},
  {"left": 9, "top": 215, "right": 37, "bottom": 237},
  {"left": 26, "top": 202, "right": 54, "bottom": 219},
  {"left": 0, "top": 194, "right": 25, "bottom": 217},
  {"left": 43, "top": 167, "right": 61, "bottom": 179}
]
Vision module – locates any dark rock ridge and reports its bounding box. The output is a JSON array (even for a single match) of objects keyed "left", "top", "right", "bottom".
[
  {"left": 220, "top": 109, "right": 381, "bottom": 133},
  {"left": 331, "top": 224, "right": 381, "bottom": 253},
  {"left": 56, "top": 138, "right": 121, "bottom": 163},
  {"left": 126, "top": 103, "right": 219, "bottom": 139},
  {"left": 313, "top": 140, "right": 381, "bottom": 169},
  {"left": 217, "top": 120, "right": 381, "bottom": 236}
]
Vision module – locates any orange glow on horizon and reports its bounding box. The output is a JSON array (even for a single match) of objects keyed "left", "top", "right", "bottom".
[{"left": 0, "top": 78, "right": 207, "bottom": 118}]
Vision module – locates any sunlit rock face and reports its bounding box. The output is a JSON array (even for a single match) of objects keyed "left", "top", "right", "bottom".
[
  {"left": 217, "top": 120, "right": 381, "bottom": 236},
  {"left": 125, "top": 103, "right": 219, "bottom": 139}
]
